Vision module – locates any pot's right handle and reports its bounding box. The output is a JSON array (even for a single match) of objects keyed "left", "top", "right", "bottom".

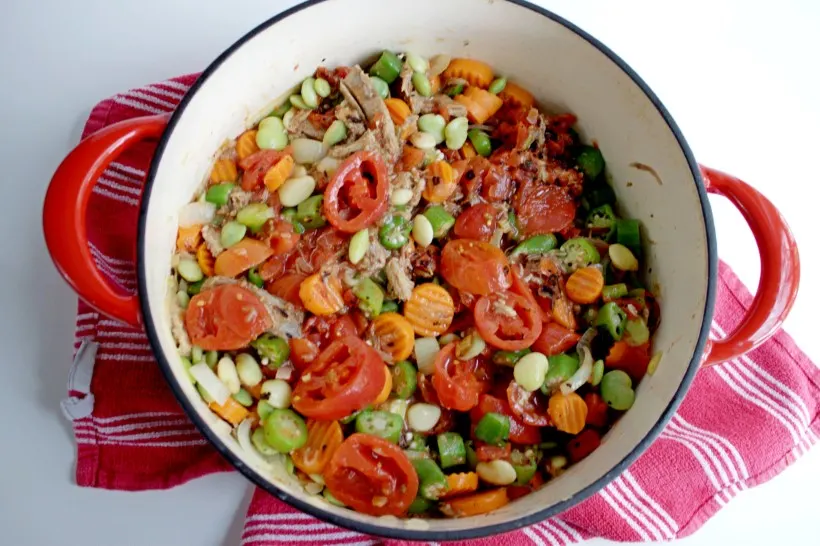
[
  {"left": 43, "top": 115, "right": 168, "bottom": 327},
  {"left": 700, "top": 165, "right": 800, "bottom": 367}
]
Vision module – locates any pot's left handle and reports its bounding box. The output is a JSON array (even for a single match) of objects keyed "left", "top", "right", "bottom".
[{"left": 43, "top": 115, "right": 168, "bottom": 327}]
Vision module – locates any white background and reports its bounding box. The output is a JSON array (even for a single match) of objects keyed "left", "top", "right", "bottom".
[{"left": 1, "top": 0, "right": 818, "bottom": 544}]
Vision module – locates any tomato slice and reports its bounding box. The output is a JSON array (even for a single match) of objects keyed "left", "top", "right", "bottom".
[
  {"left": 509, "top": 267, "right": 550, "bottom": 323},
  {"left": 567, "top": 429, "right": 601, "bottom": 463},
  {"left": 475, "top": 442, "right": 512, "bottom": 462},
  {"left": 323, "top": 151, "right": 389, "bottom": 233},
  {"left": 454, "top": 203, "right": 497, "bottom": 242},
  {"left": 584, "top": 393, "right": 609, "bottom": 428},
  {"left": 440, "top": 239, "right": 512, "bottom": 296},
  {"left": 292, "top": 336, "right": 385, "bottom": 420},
  {"left": 185, "top": 284, "right": 272, "bottom": 351},
  {"left": 432, "top": 343, "right": 482, "bottom": 411},
  {"left": 507, "top": 381, "right": 551, "bottom": 426},
  {"left": 470, "top": 394, "right": 542, "bottom": 445},
  {"left": 513, "top": 180, "right": 575, "bottom": 236},
  {"left": 532, "top": 321, "right": 581, "bottom": 356},
  {"left": 265, "top": 273, "right": 306, "bottom": 307},
  {"left": 258, "top": 218, "right": 300, "bottom": 255},
  {"left": 239, "top": 149, "right": 291, "bottom": 191},
  {"left": 474, "top": 291, "right": 542, "bottom": 351},
  {"left": 323, "top": 433, "right": 418, "bottom": 516},
  {"left": 289, "top": 338, "right": 319, "bottom": 372}
]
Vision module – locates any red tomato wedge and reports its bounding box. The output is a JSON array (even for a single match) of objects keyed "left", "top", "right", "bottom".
[
  {"left": 323, "top": 151, "right": 389, "bottom": 233},
  {"left": 289, "top": 338, "right": 319, "bottom": 372},
  {"left": 440, "top": 239, "right": 512, "bottom": 296},
  {"left": 323, "top": 433, "right": 418, "bottom": 516},
  {"left": 567, "top": 429, "right": 601, "bottom": 463},
  {"left": 292, "top": 336, "right": 385, "bottom": 420},
  {"left": 532, "top": 321, "right": 581, "bottom": 356},
  {"left": 475, "top": 442, "right": 512, "bottom": 462},
  {"left": 513, "top": 180, "right": 575, "bottom": 236},
  {"left": 265, "top": 273, "right": 306, "bottom": 307},
  {"left": 474, "top": 291, "right": 542, "bottom": 351},
  {"left": 185, "top": 284, "right": 272, "bottom": 351},
  {"left": 507, "top": 381, "right": 551, "bottom": 427},
  {"left": 470, "top": 394, "right": 542, "bottom": 445},
  {"left": 432, "top": 343, "right": 483, "bottom": 411},
  {"left": 454, "top": 203, "right": 497, "bottom": 242},
  {"left": 605, "top": 341, "right": 652, "bottom": 381},
  {"left": 239, "top": 149, "right": 291, "bottom": 191},
  {"left": 584, "top": 392, "right": 609, "bottom": 428}
]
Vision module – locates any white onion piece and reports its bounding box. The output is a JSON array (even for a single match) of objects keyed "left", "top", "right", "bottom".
[
  {"left": 414, "top": 337, "right": 440, "bottom": 375},
  {"left": 561, "top": 346, "right": 593, "bottom": 395},
  {"left": 189, "top": 362, "right": 230, "bottom": 405},
  {"left": 178, "top": 202, "right": 216, "bottom": 228},
  {"left": 291, "top": 138, "right": 326, "bottom": 164},
  {"left": 275, "top": 363, "right": 294, "bottom": 381},
  {"left": 315, "top": 156, "right": 340, "bottom": 176},
  {"left": 236, "top": 418, "right": 274, "bottom": 468}
]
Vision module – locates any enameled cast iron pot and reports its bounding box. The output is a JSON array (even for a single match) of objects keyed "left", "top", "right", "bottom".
[{"left": 42, "top": 0, "right": 800, "bottom": 540}]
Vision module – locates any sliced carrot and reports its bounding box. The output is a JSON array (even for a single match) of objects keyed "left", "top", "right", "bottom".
[
  {"left": 422, "top": 161, "right": 457, "bottom": 203},
  {"left": 373, "top": 365, "right": 393, "bottom": 405},
  {"left": 247, "top": 383, "right": 264, "bottom": 400},
  {"left": 441, "top": 472, "right": 479, "bottom": 499},
  {"left": 430, "top": 74, "right": 442, "bottom": 95},
  {"left": 236, "top": 130, "right": 260, "bottom": 161},
  {"left": 439, "top": 488, "right": 509, "bottom": 517},
  {"left": 461, "top": 141, "right": 477, "bottom": 160},
  {"left": 404, "top": 283, "right": 455, "bottom": 336},
  {"left": 196, "top": 242, "right": 215, "bottom": 277},
  {"left": 176, "top": 224, "right": 202, "bottom": 252},
  {"left": 455, "top": 87, "right": 503, "bottom": 124},
  {"left": 442, "top": 58, "right": 494, "bottom": 89},
  {"left": 263, "top": 154, "right": 295, "bottom": 192},
  {"left": 214, "top": 238, "right": 274, "bottom": 278},
  {"left": 552, "top": 291, "right": 577, "bottom": 331},
  {"left": 499, "top": 81, "right": 535, "bottom": 110},
  {"left": 548, "top": 392, "right": 588, "bottom": 435},
  {"left": 565, "top": 266, "right": 604, "bottom": 304},
  {"left": 209, "top": 398, "right": 249, "bottom": 425},
  {"left": 299, "top": 273, "right": 344, "bottom": 316},
  {"left": 384, "top": 98, "right": 412, "bottom": 126},
  {"left": 292, "top": 420, "right": 344, "bottom": 475},
  {"left": 266, "top": 273, "right": 307, "bottom": 307},
  {"left": 371, "top": 312, "right": 415, "bottom": 363},
  {"left": 210, "top": 158, "right": 238, "bottom": 183},
  {"left": 400, "top": 145, "right": 426, "bottom": 171}
]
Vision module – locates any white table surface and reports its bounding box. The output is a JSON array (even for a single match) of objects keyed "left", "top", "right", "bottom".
[{"left": 2, "top": 0, "right": 818, "bottom": 544}]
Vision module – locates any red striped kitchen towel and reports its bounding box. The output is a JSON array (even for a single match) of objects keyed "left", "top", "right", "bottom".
[{"left": 65, "top": 74, "right": 820, "bottom": 545}]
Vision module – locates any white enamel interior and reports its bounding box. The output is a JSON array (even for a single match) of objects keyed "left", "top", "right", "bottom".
[{"left": 140, "top": 0, "right": 709, "bottom": 535}]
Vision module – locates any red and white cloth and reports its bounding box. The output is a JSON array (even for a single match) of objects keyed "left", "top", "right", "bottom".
[{"left": 66, "top": 74, "right": 820, "bottom": 545}]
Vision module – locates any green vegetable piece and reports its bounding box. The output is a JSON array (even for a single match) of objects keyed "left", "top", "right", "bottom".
[
  {"left": 408, "top": 496, "right": 434, "bottom": 514},
  {"left": 281, "top": 207, "right": 306, "bottom": 234},
  {"left": 301, "top": 77, "right": 319, "bottom": 108},
  {"left": 492, "top": 348, "right": 531, "bottom": 367},
  {"left": 339, "top": 410, "right": 361, "bottom": 425},
  {"left": 187, "top": 280, "right": 204, "bottom": 296},
  {"left": 559, "top": 237, "right": 601, "bottom": 271},
  {"left": 370, "top": 75, "right": 390, "bottom": 99},
  {"left": 252, "top": 335, "right": 290, "bottom": 368},
  {"left": 474, "top": 412, "right": 510, "bottom": 445},
  {"left": 586, "top": 204, "right": 617, "bottom": 239},
  {"left": 257, "top": 400, "right": 274, "bottom": 422},
  {"left": 467, "top": 128, "right": 492, "bottom": 157},
  {"left": 510, "top": 449, "right": 538, "bottom": 486},
  {"left": 378, "top": 215, "right": 412, "bottom": 250},
  {"left": 314, "top": 78, "right": 332, "bottom": 98},
  {"left": 205, "top": 182, "right": 235, "bottom": 205},
  {"left": 295, "top": 195, "right": 327, "bottom": 230},
  {"left": 444, "top": 117, "right": 469, "bottom": 150},
  {"left": 177, "top": 260, "right": 203, "bottom": 283},
  {"left": 355, "top": 410, "right": 404, "bottom": 444},
  {"left": 444, "top": 83, "right": 464, "bottom": 97},
  {"left": 542, "top": 353, "right": 580, "bottom": 394},
  {"left": 381, "top": 300, "right": 399, "bottom": 314},
  {"left": 466, "top": 442, "right": 479, "bottom": 470},
  {"left": 251, "top": 427, "right": 280, "bottom": 456},
  {"left": 412, "top": 73, "right": 432, "bottom": 97},
  {"left": 322, "top": 119, "right": 348, "bottom": 149},
  {"left": 322, "top": 488, "right": 345, "bottom": 507},
  {"left": 191, "top": 345, "right": 204, "bottom": 364},
  {"left": 369, "top": 51, "right": 402, "bottom": 84},
  {"left": 257, "top": 116, "right": 289, "bottom": 149},
  {"left": 263, "top": 408, "right": 308, "bottom": 453},
  {"left": 437, "top": 432, "right": 467, "bottom": 469},
  {"left": 289, "top": 94, "right": 311, "bottom": 110},
  {"left": 270, "top": 101, "right": 292, "bottom": 118},
  {"left": 232, "top": 388, "right": 253, "bottom": 407},
  {"left": 488, "top": 77, "right": 507, "bottom": 94},
  {"left": 590, "top": 359, "right": 605, "bottom": 386},
  {"left": 423, "top": 206, "right": 456, "bottom": 238},
  {"left": 205, "top": 350, "right": 219, "bottom": 368},
  {"left": 236, "top": 203, "right": 274, "bottom": 232},
  {"left": 220, "top": 221, "right": 246, "bottom": 248},
  {"left": 411, "top": 458, "right": 449, "bottom": 500},
  {"left": 602, "top": 283, "right": 628, "bottom": 301},
  {"left": 615, "top": 218, "right": 642, "bottom": 256},
  {"left": 247, "top": 267, "right": 264, "bottom": 288},
  {"left": 352, "top": 277, "right": 384, "bottom": 318},
  {"left": 576, "top": 145, "right": 605, "bottom": 179},
  {"left": 406, "top": 432, "right": 428, "bottom": 452},
  {"left": 391, "top": 360, "right": 418, "bottom": 399},
  {"left": 625, "top": 317, "right": 650, "bottom": 346},
  {"left": 595, "top": 302, "right": 627, "bottom": 340},
  {"left": 418, "top": 113, "right": 446, "bottom": 144},
  {"left": 180, "top": 356, "right": 195, "bottom": 384},
  {"left": 510, "top": 234, "right": 558, "bottom": 257},
  {"left": 600, "top": 370, "right": 636, "bottom": 411},
  {"left": 507, "top": 211, "right": 521, "bottom": 241}
]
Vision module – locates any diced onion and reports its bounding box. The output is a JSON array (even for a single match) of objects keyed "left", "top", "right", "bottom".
[
  {"left": 178, "top": 202, "right": 216, "bottom": 228},
  {"left": 275, "top": 364, "right": 295, "bottom": 381},
  {"left": 189, "top": 362, "right": 230, "bottom": 405},
  {"left": 414, "top": 337, "right": 440, "bottom": 375},
  {"left": 291, "top": 138, "right": 326, "bottom": 164},
  {"left": 561, "top": 346, "right": 593, "bottom": 395},
  {"left": 236, "top": 418, "right": 276, "bottom": 469},
  {"left": 315, "top": 156, "right": 340, "bottom": 176}
]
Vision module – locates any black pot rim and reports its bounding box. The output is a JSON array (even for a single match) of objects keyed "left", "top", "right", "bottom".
[{"left": 137, "top": 0, "right": 718, "bottom": 540}]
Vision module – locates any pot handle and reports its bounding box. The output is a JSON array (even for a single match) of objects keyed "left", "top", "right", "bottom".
[
  {"left": 43, "top": 115, "right": 168, "bottom": 327},
  {"left": 699, "top": 165, "right": 800, "bottom": 367}
]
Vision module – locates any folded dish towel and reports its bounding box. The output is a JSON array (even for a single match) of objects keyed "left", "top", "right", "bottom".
[{"left": 65, "top": 74, "right": 820, "bottom": 546}]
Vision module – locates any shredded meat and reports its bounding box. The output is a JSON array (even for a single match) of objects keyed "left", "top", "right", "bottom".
[
  {"left": 335, "top": 100, "right": 367, "bottom": 141},
  {"left": 433, "top": 95, "right": 468, "bottom": 118},
  {"left": 286, "top": 108, "right": 325, "bottom": 140},
  {"left": 385, "top": 256, "right": 414, "bottom": 301},
  {"left": 410, "top": 244, "right": 439, "bottom": 279},
  {"left": 202, "top": 276, "right": 304, "bottom": 339},
  {"left": 341, "top": 65, "right": 401, "bottom": 162},
  {"left": 200, "top": 225, "right": 224, "bottom": 257},
  {"left": 329, "top": 130, "right": 380, "bottom": 159},
  {"left": 218, "top": 187, "right": 253, "bottom": 218},
  {"left": 389, "top": 171, "right": 425, "bottom": 219},
  {"left": 354, "top": 229, "right": 390, "bottom": 277}
]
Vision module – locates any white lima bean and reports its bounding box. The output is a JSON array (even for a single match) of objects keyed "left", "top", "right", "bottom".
[
  {"left": 291, "top": 164, "right": 308, "bottom": 178},
  {"left": 390, "top": 188, "right": 414, "bottom": 206},
  {"left": 291, "top": 138, "right": 326, "bottom": 164},
  {"left": 313, "top": 77, "right": 332, "bottom": 98},
  {"left": 514, "top": 352, "right": 549, "bottom": 392},
  {"left": 428, "top": 54, "right": 451, "bottom": 76},
  {"left": 278, "top": 175, "right": 316, "bottom": 207},
  {"left": 609, "top": 243, "right": 639, "bottom": 271},
  {"left": 476, "top": 460, "right": 517, "bottom": 485},
  {"left": 177, "top": 259, "right": 203, "bottom": 283},
  {"left": 407, "top": 403, "right": 441, "bottom": 432},
  {"left": 412, "top": 214, "right": 434, "bottom": 247},
  {"left": 348, "top": 229, "right": 370, "bottom": 265},
  {"left": 418, "top": 114, "right": 446, "bottom": 144},
  {"left": 301, "top": 77, "right": 319, "bottom": 108},
  {"left": 216, "top": 356, "right": 241, "bottom": 395},
  {"left": 261, "top": 379, "right": 292, "bottom": 409},
  {"left": 256, "top": 116, "right": 289, "bottom": 151},
  {"left": 235, "top": 353, "right": 263, "bottom": 387},
  {"left": 444, "top": 117, "right": 469, "bottom": 150},
  {"left": 410, "top": 131, "right": 436, "bottom": 150},
  {"left": 405, "top": 52, "right": 429, "bottom": 74},
  {"left": 322, "top": 120, "right": 348, "bottom": 148}
]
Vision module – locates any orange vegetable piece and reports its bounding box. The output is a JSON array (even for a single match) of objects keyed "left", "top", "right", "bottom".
[
  {"left": 430, "top": 74, "right": 442, "bottom": 94},
  {"left": 246, "top": 383, "right": 264, "bottom": 400},
  {"left": 439, "top": 488, "right": 509, "bottom": 517},
  {"left": 236, "top": 130, "right": 260, "bottom": 161},
  {"left": 422, "top": 161, "right": 457, "bottom": 203},
  {"left": 266, "top": 272, "right": 307, "bottom": 307},
  {"left": 552, "top": 291, "right": 577, "bottom": 331},
  {"left": 210, "top": 158, "right": 238, "bottom": 183},
  {"left": 384, "top": 98, "right": 412, "bottom": 126},
  {"left": 373, "top": 365, "right": 393, "bottom": 405},
  {"left": 196, "top": 242, "right": 215, "bottom": 277},
  {"left": 461, "top": 141, "right": 477, "bottom": 160},
  {"left": 548, "top": 392, "right": 588, "bottom": 435},
  {"left": 292, "top": 419, "right": 344, "bottom": 475},
  {"left": 176, "top": 224, "right": 202, "bottom": 252},
  {"left": 209, "top": 397, "right": 249, "bottom": 425},
  {"left": 441, "top": 472, "right": 479, "bottom": 499},
  {"left": 442, "top": 58, "right": 494, "bottom": 89},
  {"left": 565, "top": 266, "right": 604, "bottom": 304},
  {"left": 299, "top": 273, "right": 344, "bottom": 316},
  {"left": 400, "top": 145, "right": 426, "bottom": 171},
  {"left": 404, "top": 283, "right": 455, "bottom": 336},
  {"left": 371, "top": 312, "right": 416, "bottom": 363},
  {"left": 455, "top": 87, "right": 503, "bottom": 124},
  {"left": 499, "top": 81, "right": 535, "bottom": 110},
  {"left": 214, "top": 238, "right": 274, "bottom": 278},
  {"left": 263, "top": 154, "right": 294, "bottom": 192}
]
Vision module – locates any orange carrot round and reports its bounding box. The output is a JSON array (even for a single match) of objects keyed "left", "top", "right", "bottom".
[
  {"left": 209, "top": 398, "right": 249, "bottom": 426},
  {"left": 292, "top": 419, "right": 343, "bottom": 475},
  {"left": 548, "top": 392, "right": 588, "bottom": 435},
  {"left": 439, "top": 488, "right": 509, "bottom": 517},
  {"left": 263, "top": 155, "right": 295, "bottom": 192},
  {"left": 210, "top": 158, "right": 238, "bottom": 183},
  {"left": 384, "top": 98, "right": 411, "bottom": 126},
  {"left": 442, "top": 58, "right": 494, "bottom": 89},
  {"left": 422, "top": 161, "right": 457, "bottom": 203},
  {"left": 373, "top": 365, "right": 393, "bottom": 406},
  {"left": 371, "top": 313, "right": 416, "bottom": 363},
  {"left": 299, "top": 273, "right": 344, "bottom": 316},
  {"left": 196, "top": 242, "right": 215, "bottom": 277},
  {"left": 236, "top": 130, "right": 260, "bottom": 160},
  {"left": 499, "top": 81, "right": 535, "bottom": 110},
  {"left": 441, "top": 472, "right": 479, "bottom": 499},
  {"left": 176, "top": 224, "right": 202, "bottom": 252},
  {"left": 455, "top": 87, "right": 503, "bottom": 124},
  {"left": 404, "top": 283, "right": 455, "bottom": 336},
  {"left": 566, "top": 266, "right": 604, "bottom": 304}
]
